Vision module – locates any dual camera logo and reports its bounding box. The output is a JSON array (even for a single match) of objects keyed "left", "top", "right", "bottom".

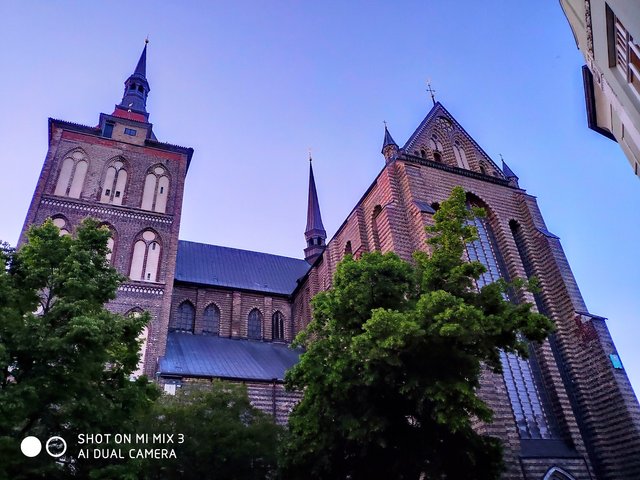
[{"left": 20, "top": 436, "right": 67, "bottom": 458}]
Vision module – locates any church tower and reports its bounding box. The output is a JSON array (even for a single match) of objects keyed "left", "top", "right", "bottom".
[{"left": 20, "top": 43, "right": 194, "bottom": 377}]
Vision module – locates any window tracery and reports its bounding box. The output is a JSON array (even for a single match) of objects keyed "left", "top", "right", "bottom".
[
  {"left": 54, "top": 150, "right": 88, "bottom": 199},
  {"left": 100, "top": 159, "right": 128, "bottom": 205},
  {"left": 129, "top": 230, "right": 161, "bottom": 282},
  {"left": 141, "top": 165, "right": 170, "bottom": 213}
]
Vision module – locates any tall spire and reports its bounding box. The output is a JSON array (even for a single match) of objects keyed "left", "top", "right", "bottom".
[
  {"left": 304, "top": 157, "right": 326, "bottom": 263},
  {"left": 116, "top": 41, "right": 151, "bottom": 119},
  {"left": 381, "top": 122, "right": 399, "bottom": 163}
]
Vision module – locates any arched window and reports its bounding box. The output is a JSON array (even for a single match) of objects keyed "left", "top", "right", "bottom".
[
  {"left": 542, "top": 467, "right": 577, "bottom": 480},
  {"left": 99, "top": 224, "right": 117, "bottom": 263},
  {"left": 344, "top": 240, "right": 353, "bottom": 256},
  {"left": 126, "top": 309, "right": 147, "bottom": 378},
  {"left": 453, "top": 141, "right": 470, "bottom": 169},
  {"left": 466, "top": 198, "right": 553, "bottom": 440},
  {"left": 129, "top": 230, "right": 161, "bottom": 282},
  {"left": 420, "top": 149, "right": 426, "bottom": 158},
  {"left": 247, "top": 309, "right": 262, "bottom": 339},
  {"left": 272, "top": 311, "right": 285, "bottom": 341},
  {"left": 54, "top": 150, "right": 88, "bottom": 198},
  {"left": 51, "top": 216, "right": 70, "bottom": 236},
  {"left": 202, "top": 304, "right": 220, "bottom": 335},
  {"left": 479, "top": 162, "right": 487, "bottom": 175},
  {"left": 171, "top": 301, "right": 195, "bottom": 332},
  {"left": 372, "top": 205, "right": 383, "bottom": 251},
  {"left": 141, "top": 165, "right": 170, "bottom": 213},
  {"left": 429, "top": 135, "right": 444, "bottom": 163},
  {"left": 100, "top": 159, "right": 128, "bottom": 205}
]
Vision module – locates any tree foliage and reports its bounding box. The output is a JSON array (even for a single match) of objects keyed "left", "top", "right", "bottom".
[
  {"left": 118, "top": 382, "right": 282, "bottom": 480},
  {"left": 281, "top": 186, "right": 554, "bottom": 480},
  {"left": 0, "top": 219, "right": 159, "bottom": 479}
]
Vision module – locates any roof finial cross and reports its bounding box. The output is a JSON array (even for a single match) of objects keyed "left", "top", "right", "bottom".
[
  {"left": 426, "top": 79, "right": 436, "bottom": 106},
  {"left": 308, "top": 147, "right": 312, "bottom": 162},
  {"left": 145, "top": 36, "right": 150, "bottom": 45}
]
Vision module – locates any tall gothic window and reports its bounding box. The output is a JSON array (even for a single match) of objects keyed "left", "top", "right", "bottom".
[
  {"left": 466, "top": 200, "right": 553, "bottom": 440},
  {"left": 171, "top": 301, "right": 195, "bottom": 332},
  {"left": 54, "top": 150, "right": 88, "bottom": 199},
  {"left": 272, "top": 311, "right": 285, "bottom": 341},
  {"left": 453, "top": 141, "right": 470, "bottom": 169},
  {"left": 372, "top": 205, "right": 382, "bottom": 251},
  {"left": 141, "top": 165, "right": 170, "bottom": 213},
  {"left": 126, "top": 309, "right": 147, "bottom": 379},
  {"left": 202, "top": 304, "right": 220, "bottom": 335},
  {"left": 247, "top": 309, "right": 262, "bottom": 339},
  {"left": 129, "top": 230, "right": 161, "bottom": 282},
  {"left": 429, "top": 135, "right": 443, "bottom": 163},
  {"left": 100, "top": 159, "right": 128, "bottom": 205}
]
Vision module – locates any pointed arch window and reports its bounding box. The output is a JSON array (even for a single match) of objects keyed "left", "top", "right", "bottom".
[
  {"left": 100, "top": 224, "right": 117, "bottom": 263},
  {"left": 247, "top": 309, "right": 262, "bottom": 339},
  {"left": 272, "top": 311, "right": 285, "bottom": 341},
  {"left": 129, "top": 230, "right": 161, "bottom": 282},
  {"left": 542, "top": 467, "right": 577, "bottom": 480},
  {"left": 344, "top": 240, "right": 353, "bottom": 256},
  {"left": 101, "top": 159, "right": 128, "bottom": 205},
  {"left": 372, "top": 205, "right": 383, "bottom": 251},
  {"left": 429, "top": 135, "right": 444, "bottom": 163},
  {"left": 126, "top": 309, "right": 148, "bottom": 378},
  {"left": 453, "top": 141, "right": 470, "bottom": 169},
  {"left": 54, "top": 150, "right": 88, "bottom": 198},
  {"left": 171, "top": 301, "right": 195, "bottom": 332},
  {"left": 141, "top": 165, "right": 170, "bottom": 213},
  {"left": 202, "top": 304, "right": 220, "bottom": 335},
  {"left": 465, "top": 199, "right": 553, "bottom": 440}
]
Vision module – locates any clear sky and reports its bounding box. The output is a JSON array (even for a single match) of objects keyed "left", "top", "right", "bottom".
[{"left": 1, "top": 2, "right": 638, "bottom": 396}]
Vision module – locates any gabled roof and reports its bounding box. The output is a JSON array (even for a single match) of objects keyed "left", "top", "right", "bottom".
[
  {"left": 175, "top": 240, "right": 311, "bottom": 296},
  {"left": 403, "top": 102, "right": 504, "bottom": 176},
  {"left": 158, "top": 332, "right": 302, "bottom": 381}
]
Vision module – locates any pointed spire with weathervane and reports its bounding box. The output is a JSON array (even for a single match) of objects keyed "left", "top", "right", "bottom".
[
  {"left": 381, "top": 121, "right": 399, "bottom": 164},
  {"left": 304, "top": 153, "right": 327, "bottom": 263},
  {"left": 114, "top": 39, "right": 151, "bottom": 121}
]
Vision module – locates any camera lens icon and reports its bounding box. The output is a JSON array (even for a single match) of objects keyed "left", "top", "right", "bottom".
[{"left": 45, "top": 436, "right": 67, "bottom": 458}]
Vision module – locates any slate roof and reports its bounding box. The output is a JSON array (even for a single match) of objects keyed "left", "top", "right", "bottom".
[
  {"left": 158, "top": 332, "right": 302, "bottom": 381},
  {"left": 305, "top": 162, "right": 326, "bottom": 237},
  {"left": 175, "top": 240, "right": 311, "bottom": 296},
  {"left": 381, "top": 125, "right": 398, "bottom": 153}
]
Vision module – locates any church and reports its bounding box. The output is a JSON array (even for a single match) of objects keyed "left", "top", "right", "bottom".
[{"left": 19, "top": 44, "right": 640, "bottom": 479}]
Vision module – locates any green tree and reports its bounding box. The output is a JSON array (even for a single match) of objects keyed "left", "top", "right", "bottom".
[
  {"left": 123, "top": 382, "right": 282, "bottom": 480},
  {"left": 0, "top": 219, "right": 158, "bottom": 479},
  {"left": 281, "top": 186, "right": 554, "bottom": 480}
]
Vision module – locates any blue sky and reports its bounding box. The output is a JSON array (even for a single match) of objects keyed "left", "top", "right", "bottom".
[{"left": 1, "top": 1, "right": 638, "bottom": 396}]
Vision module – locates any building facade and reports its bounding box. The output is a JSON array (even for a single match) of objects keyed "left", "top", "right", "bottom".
[
  {"left": 19, "top": 46, "right": 640, "bottom": 478},
  {"left": 560, "top": 0, "right": 640, "bottom": 177}
]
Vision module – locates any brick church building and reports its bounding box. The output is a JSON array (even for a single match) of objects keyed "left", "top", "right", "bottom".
[{"left": 19, "top": 45, "right": 640, "bottom": 479}]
